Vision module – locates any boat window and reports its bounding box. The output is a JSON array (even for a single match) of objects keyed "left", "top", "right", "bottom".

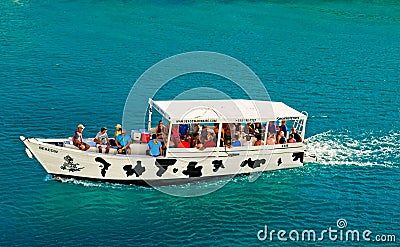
[{"left": 222, "top": 122, "right": 267, "bottom": 147}]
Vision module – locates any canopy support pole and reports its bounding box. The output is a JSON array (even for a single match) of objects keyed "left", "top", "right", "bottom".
[{"left": 148, "top": 105, "right": 152, "bottom": 132}]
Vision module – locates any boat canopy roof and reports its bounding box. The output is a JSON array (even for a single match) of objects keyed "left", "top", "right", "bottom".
[{"left": 149, "top": 99, "right": 307, "bottom": 123}]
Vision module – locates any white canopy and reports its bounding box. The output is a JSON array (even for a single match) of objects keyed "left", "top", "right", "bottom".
[{"left": 149, "top": 99, "right": 306, "bottom": 123}]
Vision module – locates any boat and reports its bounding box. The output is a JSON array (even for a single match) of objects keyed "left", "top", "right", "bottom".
[{"left": 20, "top": 98, "right": 317, "bottom": 186}]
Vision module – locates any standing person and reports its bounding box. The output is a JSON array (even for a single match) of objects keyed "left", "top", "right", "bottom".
[
  {"left": 94, "top": 127, "right": 110, "bottom": 153},
  {"left": 72, "top": 124, "right": 90, "bottom": 151},
  {"left": 179, "top": 123, "right": 189, "bottom": 136},
  {"left": 116, "top": 130, "right": 131, "bottom": 155},
  {"left": 280, "top": 120, "right": 288, "bottom": 137},
  {"left": 268, "top": 121, "right": 277, "bottom": 136},
  {"left": 155, "top": 120, "right": 165, "bottom": 139},
  {"left": 148, "top": 134, "right": 162, "bottom": 157}
]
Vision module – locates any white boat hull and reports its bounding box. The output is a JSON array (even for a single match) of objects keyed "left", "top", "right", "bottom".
[{"left": 20, "top": 136, "right": 312, "bottom": 186}]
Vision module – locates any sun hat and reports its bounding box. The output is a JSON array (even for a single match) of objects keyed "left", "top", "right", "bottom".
[
  {"left": 116, "top": 124, "right": 122, "bottom": 129},
  {"left": 78, "top": 124, "right": 85, "bottom": 129}
]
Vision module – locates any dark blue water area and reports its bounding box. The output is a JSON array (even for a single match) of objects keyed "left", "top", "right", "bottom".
[{"left": 1, "top": 0, "right": 399, "bottom": 246}]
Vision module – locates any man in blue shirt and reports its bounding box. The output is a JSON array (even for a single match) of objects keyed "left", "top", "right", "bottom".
[
  {"left": 116, "top": 130, "right": 131, "bottom": 154},
  {"left": 148, "top": 134, "right": 162, "bottom": 157}
]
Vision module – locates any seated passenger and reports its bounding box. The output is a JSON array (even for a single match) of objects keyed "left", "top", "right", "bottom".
[
  {"left": 200, "top": 125, "right": 208, "bottom": 143},
  {"left": 178, "top": 135, "right": 190, "bottom": 148},
  {"left": 72, "top": 124, "right": 90, "bottom": 151},
  {"left": 291, "top": 127, "right": 302, "bottom": 143},
  {"left": 288, "top": 134, "right": 296, "bottom": 143},
  {"left": 193, "top": 138, "right": 203, "bottom": 149},
  {"left": 116, "top": 130, "right": 132, "bottom": 154},
  {"left": 254, "top": 134, "right": 263, "bottom": 146},
  {"left": 277, "top": 131, "right": 287, "bottom": 144},
  {"left": 203, "top": 134, "right": 216, "bottom": 148},
  {"left": 242, "top": 135, "right": 253, "bottom": 146},
  {"left": 266, "top": 134, "right": 276, "bottom": 145},
  {"left": 148, "top": 134, "right": 162, "bottom": 157},
  {"left": 94, "top": 127, "right": 110, "bottom": 153},
  {"left": 231, "top": 135, "right": 241, "bottom": 147}
]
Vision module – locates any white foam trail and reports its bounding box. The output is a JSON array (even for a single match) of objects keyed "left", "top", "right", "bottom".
[{"left": 306, "top": 130, "right": 400, "bottom": 168}]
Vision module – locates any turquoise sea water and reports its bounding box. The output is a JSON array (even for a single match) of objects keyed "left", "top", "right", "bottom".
[{"left": 1, "top": 0, "right": 399, "bottom": 246}]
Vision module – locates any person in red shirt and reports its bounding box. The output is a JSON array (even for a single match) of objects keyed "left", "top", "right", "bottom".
[
  {"left": 178, "top": 135, "right": 190, "bottom": 148},
  {"left": 203, "top": 134, "right": 216, "bottom": 148}
]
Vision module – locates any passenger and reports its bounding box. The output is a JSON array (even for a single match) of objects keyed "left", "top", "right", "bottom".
[
  {"left": 266, "top": 134, "right": 276, "bottom": 145},
  {"left": 203, "top": 134, "right": 216, "bottom": 148},
  {"left": 224, "top": 125, "right": 232, "bottom": 144},
  {"left": 72, "top": 124, "right": 90, "bottom": 151},
  {"left": 200, "top": 125, "right": 208, "bottom": 143},
  {"left": 254, "top": 123, "right": 262, "bottom": 134},
  {"left": 243, "top": 135, "right": 253, "bottom": 146},
  {"left": 254, "top": 134, "right": 263, "bottom": 146},
  {"left": 148, "top": 134, "right": 162, "bottom": 157},
  {"left": 110, "top": 124, "right": 122, "bottom": 147},
  {"left": 171, "top": 124, "right": 180, "bottom": 142},
  {"left": 280, "top": 120, "right": 288, "bottom": 137},
  {"left": 291, "top": 127, "right": 303, "bottom": 143},
  {"left": 193, "top": 138, "right": 203, "bottom": 149},
  {"left": 178, "top": 135, "right": 190, "bottom": 148},
  {"left": 116, "top": 130, "right": 131, "bottom": 155},
  {"left": 191, "top": 133, "right": 199, "bottom": 148},
  {"left": 288, "top": 134, "right": 296, "bottom": 143},
  {"left": 277, "top": 131, "right": 287, "bottom": 144},
  {"left": 213, "top": 124, "right": 219, "bottom": 143},
  {"left": 179, "top": 123, "right": 189, "bottom": 136},
  {"left": 225, "top": 140, "right": 232, "bottom": 148},
  {"left": 244, "top": 122, "right": 255, "bottom": 135},
  {"left": 155, "top": 120, "right": 165, "bottom": 139},
  {"left": 231, "top": 135, "right": 241, "bottom": 147},
  {"left": 191, "top": 123, "right": 200, "bottom": 134},
  {"left": 268, "top": 121, "right": 277, "bottom": 136},
  {"left": 94, "top": 127, "right": 110, "bottom": 153}
]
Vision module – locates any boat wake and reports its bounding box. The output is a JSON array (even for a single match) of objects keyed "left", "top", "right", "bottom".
[{"left": 306, "top": 129, "right": 400, "bottom": 168}]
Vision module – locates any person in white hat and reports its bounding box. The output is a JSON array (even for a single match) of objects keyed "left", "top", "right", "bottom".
[
  {"left": 110, "top": 124, "right": 123, "bottom": 147},
  {"left": 72, "top": 124, "right": 90, "bottom": 151}
]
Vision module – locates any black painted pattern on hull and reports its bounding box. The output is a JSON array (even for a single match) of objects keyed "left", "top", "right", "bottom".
[
  {"left": 183, "top": 162, "right": 203, "bottom": 177},
  {"left": 292, "top": 152, "right": 304, "bottom": 163},
  {"left": 60, "top": 155, "right": 84, "bottom": 172},
  {"left": 240, "top": 158, "right": 266, "bottom": 169},
  {"left": 212, "top": 160, "right": 224, "bottom": 172},
  {"left": 155, "top": 159, "right": 177, "bottom": 177},
  {"left": 123, "top": 161, "right": 145, "bottom": 177},
  {"left": 95, "top": 157, "right": 111, "bottom": 177}
]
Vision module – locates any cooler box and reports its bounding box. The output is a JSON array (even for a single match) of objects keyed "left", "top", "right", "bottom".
[
  {"left": 131, "top": 130, "right": 141, "bottom": 142},
  {"left": 141, "top": 133, "right": 150, "bottom": 143}
]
